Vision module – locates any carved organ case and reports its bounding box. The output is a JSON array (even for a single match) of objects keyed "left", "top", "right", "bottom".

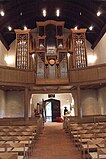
[
  {"left": 36, "top": 20, "right": 68, "bottom": 80},
  {"left": 15, "top": 29, "right": 30, "bottom": 69},
  {"left": 71, "top": 29, "right": 87, "bottom": 68}
]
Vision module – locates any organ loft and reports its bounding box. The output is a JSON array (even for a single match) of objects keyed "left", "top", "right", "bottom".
[{"left": 15, "top": 20, "right": 87, "bottom": 83}]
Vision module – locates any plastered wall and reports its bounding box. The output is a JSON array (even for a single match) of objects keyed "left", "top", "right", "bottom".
[
  {"left": 94, "top": 33, "right": 106, "bottom": 65},
  {"left": 5, "top": 91, "right": 24, "bottom": 117},
  {"left": 80, "top": 89, "right": 100, "bottom": 115},
  {"left": 0, "top": 41, "right": 7, "bottom": 66}
]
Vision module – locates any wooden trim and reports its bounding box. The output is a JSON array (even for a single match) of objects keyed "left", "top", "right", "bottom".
[
  {"left": 14, "top": 29, "right": 31, "bottom": 34},
  {"left": 71, "top": 28, "right": 87, "bottom": 33},
  {"left": 36, "top": 20, "right": 64, "bottom": 26}
]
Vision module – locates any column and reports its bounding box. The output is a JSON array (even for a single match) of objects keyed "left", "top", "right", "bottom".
[
  {"left": 24, "top": 87, "right": 29, "bottom": 120},
  {"left": 77, "top": 86, "right": 82, "bottom": 119}
]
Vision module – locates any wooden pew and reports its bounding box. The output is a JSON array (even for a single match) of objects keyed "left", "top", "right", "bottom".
[{"left": 0, "top": 153, "right": 18, "bottom": 159}]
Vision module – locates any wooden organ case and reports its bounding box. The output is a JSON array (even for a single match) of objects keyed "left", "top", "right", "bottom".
[
  {"left": 15, "top": 29, "right": 31, "bottom": 69},
  {"left": 14, "top": 21, "right": 88, "bottom": 83},
  {"left": 70, "top": 29, "right": 87, "bottom": 68},
  {"left": 35, "top": 20, "right": 68, "bottom": 80}
]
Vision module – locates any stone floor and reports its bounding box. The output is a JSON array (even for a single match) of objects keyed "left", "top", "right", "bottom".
[{"left": 30, "top": 122, "right": 82, "bottom": 159}]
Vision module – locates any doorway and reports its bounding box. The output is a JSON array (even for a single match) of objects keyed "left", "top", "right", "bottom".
[
  {"left": 44, "top": 99, "right": 61, "bottom": 122},
  {"left": 46, "top": 101, "right": 52, "bottom": 122}
]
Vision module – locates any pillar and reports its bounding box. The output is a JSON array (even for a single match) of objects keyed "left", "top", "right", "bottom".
[
  {"left": 24, "top": 87, "right": 29, "bottom": 120},
  {"left": 77, "top": 86, "right": 82, "bottom": 119}
]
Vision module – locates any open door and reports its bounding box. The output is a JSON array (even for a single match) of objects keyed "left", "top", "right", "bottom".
[
  {"left": 51, "top": 99, "right": 60, "bottom": 122},
  {"left": 44, "top": 99, "right": 61, "bottom": 122}
]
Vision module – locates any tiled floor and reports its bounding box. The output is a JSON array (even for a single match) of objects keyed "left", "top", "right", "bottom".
[{"left": 30, "top": 122, "right": 81, "bottom": 159}]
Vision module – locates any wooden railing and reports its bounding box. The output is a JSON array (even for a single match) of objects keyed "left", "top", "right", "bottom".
[
  {"left": 0, "top": 64, "right": 106, "bottom": 86},
  {"left": 64, "top": 115, "right": 106, "bottom": 125},
  {"left": 70, "top": 63, "right": 106, "bottom": 85},
  {"left": 0, "top": 117, "right": 43, "bottom": 126},
  {"left": 0, "top": 66, "right": 35, "bottom": 85}
]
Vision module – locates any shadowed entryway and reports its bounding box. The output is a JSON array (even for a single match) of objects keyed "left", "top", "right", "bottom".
[{"left": 30, "top": 122, "right": 81, "bottom": 159}]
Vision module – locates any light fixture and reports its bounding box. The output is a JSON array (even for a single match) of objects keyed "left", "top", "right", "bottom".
[
  {"left": 74, "top": 26, "right": 78, "bottom": 30},
  {"left": 88, "top": 54, "right": 97, "bottom": 64},
  {"left": 79, "top": 12, "right": 82, "bottom": 16},
  {"left": 20, "top": 12, "right": 23, "bottom": 16},
  {"left": 58, "top": 43, "right": 63, "bottom": 48},
  {"left": 0, "top": 10, "right": 5, "bottom": 16},
  {"left": 8, "top": 26, "right": 12, "bottom": 31},
  {"left": 97, "top": 11, "right": 101, "bottom": 16},
  {"left": 40, "top": 43, "right": 44, "bottom": 48},
  {"left": 4, "top": 55, "right": 14, "bottom": 65},
  {"left": 89, "top": 26, "right": 93, "bottom": 31},
  {"left": 67, "top": 53, "right": 70, "bottom": 58},
  {"left": 43, "top": 9, "right": 46, "bottom": 17},
  {"left": 24, "top": 26, "right": 27, "bottom": 30},
  {"left": 32, "top": 54, "right": 35, "bottom": 58},
  {"left": 56, "top": 9, "right": 60, "bottom": 17}
]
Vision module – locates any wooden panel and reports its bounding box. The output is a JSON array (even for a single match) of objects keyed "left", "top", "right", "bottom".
[
  {"left": 0, "top": 66, "right": 34, "bottom": 84},
  {"left": 36, "top": 78, "right": 69, "bottom": 85},
  {"left": 0, "top": 64, "right": 106, "bottom": 86},
  {"left": 0, "top": 117, "right": 40, "bottom": 125},
  {"left": 78, "top": 67, "right": 98, "bottom": 82},
  {"left": 70, "top": 70, "right": 79, "bottom": 82},
  {"left": 70, "top": 64, "right": 106, "bottom": 84},
  {"left": 98, "top": 66, "right": 106, "bottom": 79}
]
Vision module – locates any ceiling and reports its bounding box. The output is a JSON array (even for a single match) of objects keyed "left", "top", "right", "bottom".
[{"left": 0, "top": 0, "right": 106, "bottom": 50}]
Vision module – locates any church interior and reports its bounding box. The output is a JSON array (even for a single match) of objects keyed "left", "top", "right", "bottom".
[{"left": 0, "top": 0, "right": 106, "bottom": 158}]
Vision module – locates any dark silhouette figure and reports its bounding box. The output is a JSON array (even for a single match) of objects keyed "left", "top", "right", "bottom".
[{"left": 64, "top": 107, "right": 68, "bottom": 115}]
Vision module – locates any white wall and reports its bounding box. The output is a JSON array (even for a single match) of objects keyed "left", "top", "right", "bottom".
[
  {"left": 72, "top": 88, "right": 106, "bottom": 116},
  {"left": 81, "top": 89, "right": 100, "bottom": 115},
  {"left": 81, "top": 33, "right": 106, "bottom": 66},
  {"left": 0, "top": 41, "right": 7, "bottom": 66},
  {"left": 72, "top": 89, "right": 101, "bottom": 116},
  {"left": 94, "top": 33, "right": 106, "bottom": 65},
  {"left": 86, "top": 41, "right": 96, "bottom": 66},
  {"left": 5, "top": 91, "right": 24, "bottom": 117},
  {"left": 7, "top": 40, "right": 16, "bottom": 67}
]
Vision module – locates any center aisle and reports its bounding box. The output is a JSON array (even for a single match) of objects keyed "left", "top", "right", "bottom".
[{"left": 30, "top": 122, "right": 81, "bottom": 159}]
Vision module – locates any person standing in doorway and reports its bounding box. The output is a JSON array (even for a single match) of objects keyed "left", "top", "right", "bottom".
[{"left": 64, "top": 106, "right": 68, "bottom": 115}]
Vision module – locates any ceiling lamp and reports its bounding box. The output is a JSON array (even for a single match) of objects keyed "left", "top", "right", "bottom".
[
  {"left": 56, "top": 9, "right": 60, "bottom": 17},
  {"left": 79, "top": 12, "right": 82, "bottom": 16},
  {"left": 8, "top": 26, "right": 12, "bottom": 31},
  {"left": 43, "top": 9, "right": 46, "bottom": 17},
  {"left": 20, "top": 12, "right": 23, "bottom": 16},
  {"left": 97, "top": 11, "right": 101, "bottom": 16},
  {"left": 74, "top": 26, "right": 78, "bottom": 30},
  {"left": 24, "top": 26, "right": 27, "bottom": 30},
  {"left": 0, "top": 10, "right": 5, "bottom": 16},
  {"left": 89, "top": 26, "right": 93, "bottom": 31}
]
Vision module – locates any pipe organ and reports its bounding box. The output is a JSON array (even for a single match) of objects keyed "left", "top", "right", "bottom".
[{"left": 15, "top": 20, "right": 87, "bottom": 81}]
